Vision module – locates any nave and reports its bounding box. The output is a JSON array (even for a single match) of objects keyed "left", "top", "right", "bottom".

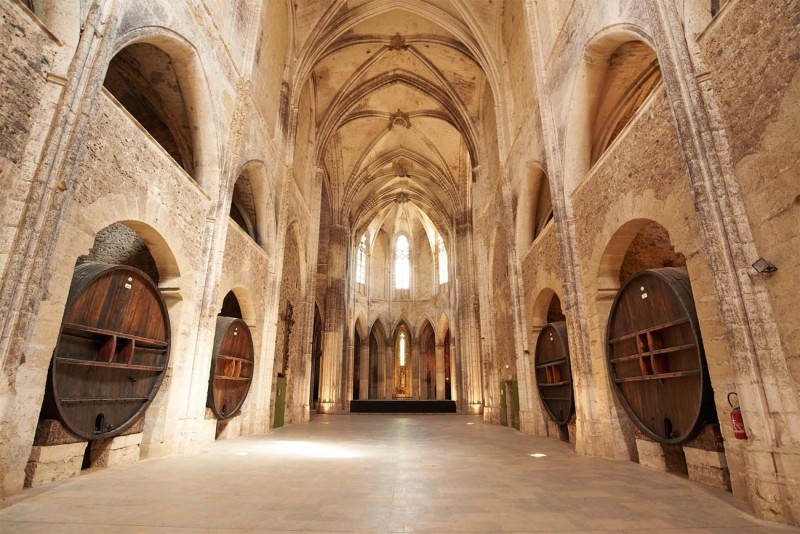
[{"left": 1, "top": 415, "right": 793, "bottom": 533}]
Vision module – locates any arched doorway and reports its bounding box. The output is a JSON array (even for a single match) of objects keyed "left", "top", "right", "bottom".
[
  {"left": 420, "top": 322, "right": 436, "bottom": 399},
  {"left": 444, "top": 329, "right": 452, "bottom": 401},
  {"left": 392, "top": 324, "right": 412, "bottom": 399},
  {"left": 309, "top": 306, "right": 323, "bottom": 410},
  {"left": 352, "top": 329, "right": 361, "bottom": 401}
]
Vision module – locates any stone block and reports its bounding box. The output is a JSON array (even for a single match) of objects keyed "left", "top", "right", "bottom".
[
  {"left": 89, "top": 433, "right": 142, "bottom": 469},
  {"left": 662, "top": 443, "right": 688, "bottom": 474},
  {"left": 216, "top": 417, "right": 242, "bottom": 440},
  {"left": 25, "top": 441, "right": 87, "bottom": 488},
  {"left": 684, "top": 447, "right": 731, "bottom": 491},
  {"left": 684, "top": 424, "right": 724, "bottom": 451},
  {"left": 636, "top": 438, "right": 667, "bottom": 471},
  {"left": 546, "top": 419, "right": 559, "bottom": 439},
  {"left": 33, "top": 419, "right": 83, "bottom": 446},
  {"left": 34, "top": 417, "right": 145, "bottom": 446}
]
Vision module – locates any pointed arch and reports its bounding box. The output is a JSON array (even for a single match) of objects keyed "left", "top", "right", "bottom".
[
  {"left": 107, "top": 26, "right": 221, "bottom": 194},
  {"left": 562, "top": 23, "right": 659, "bottom": 195},
  {"left": 234, "top": 160, "right": 274, "bottom": 252},
  {"left": 354, "top": 312, "right": 369, "bottom": 340},
  {"left": 436, "top": 312, "right": 450, "bottom": 344}
]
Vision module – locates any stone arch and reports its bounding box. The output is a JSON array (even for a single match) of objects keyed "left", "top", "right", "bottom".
[
  {"left": 105, "top": 27, "right": 220, "bottom": 194},
  {"left": 354, "top": 313, "right": 369, "bottom": 340},
  {"left": 515, "top": 162, "right": 553, "bottom": 257},
  {"left": 562, "top": 24, "right": 659, "bottom": 195},
  {"left": 368, "top": 318, "right": 388, "bottom": 399},
  {"left": 231, "top": 161, "right": 272, "bottom": 250},
  {"left": 418, "top": 319, "right": 437, "bottom": 400},
  {"left": 369, "top": 317, "right": 388, "bottom": 340},
  {"left": 530, "top": 288, "right": 566, "bottom": 331},
  {"left": 391, "top": 319, "right": 414, "bottom": 398},
  {"left": 597, "top": 218, "right": 687, "bottom": 295},
  {"left": 78, "top": 219, "right": 182, "bottom": 290},
  {"left": 391, "top": 317, "right": 414, "bottom": 345},
  {"left": 436, "top": 312, "right": 450, "bottom": 344},
  {"left": 415, "top": 315, "right": 435, "bottom": 343},
  {"left": 216, "top": 285, "right": 258, "bottom": 327}
]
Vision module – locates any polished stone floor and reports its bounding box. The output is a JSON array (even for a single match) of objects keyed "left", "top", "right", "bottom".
[{"left": 0, "top": 414, "right": 796, "bottom": 533}]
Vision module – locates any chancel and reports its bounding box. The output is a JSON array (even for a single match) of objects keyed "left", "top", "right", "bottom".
[{"left": 1, "top": 0, "right": 799, "bottom": 531}]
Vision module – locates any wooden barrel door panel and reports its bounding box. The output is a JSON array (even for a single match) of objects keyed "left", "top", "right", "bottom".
[
  {"left": 534, "top": 321, "right": 574, "bottom": 425},
  {"left": 606, "top": 267, "right": 714, "bottom": 444},
  {"left": 207, "top": 317, "right": 254, "bottom": 419},
  {"left": 43, "top": 263, "right": 171, "bottom": 440}
]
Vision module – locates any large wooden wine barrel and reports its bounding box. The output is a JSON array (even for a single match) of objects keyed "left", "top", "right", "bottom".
[
  {"left": 42, "top": 262, "right": 170, "bottom": 440},
  {"left": 606, "top": 267, "right": 715, "bottom": 444},
  {"left": 534, "top": 322, "right": 574, "bottom": 425},
  {"left": 207, "top": 317, "right": 254, "bottom": 419}
]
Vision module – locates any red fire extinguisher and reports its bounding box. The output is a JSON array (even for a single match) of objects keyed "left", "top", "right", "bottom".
[{"left": 728, "top": 392, "right": 748, "bottom": 440}]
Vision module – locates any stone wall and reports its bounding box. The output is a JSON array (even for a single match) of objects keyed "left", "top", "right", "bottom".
[
  {"left": 0, "top": 1, "right": 59, "bottom": 284},
  {"left": 272, "top": 227, "right": 305, "bottom": 426},
  {"left": 1, "top": 0, "right": 798, "bottom": 526},
  {"left": 0, "top": 0, "right": 317, "bottom": 498}
]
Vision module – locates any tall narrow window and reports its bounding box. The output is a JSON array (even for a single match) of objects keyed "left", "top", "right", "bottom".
[
  {"left": 395, "top": 235, "right": 410, "bottom": 289},
  {"left": 399, "top": 332, "right": 406, "bottom": 366},
  {"left": 356, "top": 235, "right": 367, "bottom": 284},
  {"left": 438, "top": 235, "right": 448, "bottom": 284}
]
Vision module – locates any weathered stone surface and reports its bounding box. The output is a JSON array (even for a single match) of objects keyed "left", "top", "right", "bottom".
[
  {"left": 0, "top": 0, "right": 797, "bottom": 527},
  {"left": 684, "top": 446, "right": 732, "bottom": 491},
  {"left": 636, "top": 438, "right": 667, "bottom": 472},
  {"left": 89, "top": 433, "right": 142, "bottom": 469},
  {"left": 25, "top": 442, "right": 86, "bottom": 488}
]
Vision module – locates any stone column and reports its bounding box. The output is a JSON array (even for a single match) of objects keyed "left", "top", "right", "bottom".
[
  {"left": 646, "top": 2, "right": 800, "bottom": 521},
  {"left": 384, "top": 343, "right": 394, "bottom": 399},
  {"left": 454, "top": 212, "right": 484, "bottom": 414},
  {"left": 435, "top": 342, "right": 446, "bottom": 400},
  {"left": 449, "top": 339, "right": 457, "bottom": 401},
  {"left": 359, "top": 339, "right": 369, "bottom": 400},
  {"left": 318, "top": 224, "right": 349, "bottom": 412}
]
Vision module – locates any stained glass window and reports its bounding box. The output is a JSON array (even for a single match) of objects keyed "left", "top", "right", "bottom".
[
  {"left": 395, "top": 235, "right": 410, "bottom": 289},
  {"left": 438, "top": 235, "right": 448, "bottom": 284},
  {"left": 356, "top": 235, "right": 367, "bottom": 284}
]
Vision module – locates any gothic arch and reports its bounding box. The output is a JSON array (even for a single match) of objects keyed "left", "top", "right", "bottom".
[
  {"left": 107, "top": 26, "right": 221, "bottom": 195},
  {"left": 562, "top": 23, "right": 659, "bottom": 195}
]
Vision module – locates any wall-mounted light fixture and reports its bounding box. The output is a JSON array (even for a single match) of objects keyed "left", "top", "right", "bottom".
[{"left": 751, "top": 257, "right": 778, "bottom": 274}]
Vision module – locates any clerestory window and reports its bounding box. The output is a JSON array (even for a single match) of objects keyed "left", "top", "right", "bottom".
[
  {"left": 438, "top": 235, "right": 448, "bottom": 284},
  {"left": 356, "top": 235, "right": 367, "bottom": 284},
  {"left": 395, "top": 235, "right": 410, "bottom": 289}
]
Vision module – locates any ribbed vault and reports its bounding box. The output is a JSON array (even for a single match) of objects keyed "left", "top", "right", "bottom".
[{"left": 292, "top": 0, "right": 500, "bottom": 236}]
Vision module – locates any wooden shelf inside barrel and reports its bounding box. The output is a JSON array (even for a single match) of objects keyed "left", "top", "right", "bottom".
[
  {"left": 534, "top": 322, "right": 574, "bottom": 426},
  {"left": 55, "top": 357, "right": 163, "bottom": 372},
  {"left": 605, "top": 267, "right": 716, "bottom": 444},
  {"left": 62, "top": 323, "right": 168, "bottom": 348},
  {"left": 207, "top": 317, "right": 254, "bottom": 420},
  {"left": 42, "top": 262, "right": 171, "bottom": 441}
]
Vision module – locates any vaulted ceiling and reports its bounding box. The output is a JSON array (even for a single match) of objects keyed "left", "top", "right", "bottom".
[{"left": 290, "top": 0, "right": 505, "bottom": 240}]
